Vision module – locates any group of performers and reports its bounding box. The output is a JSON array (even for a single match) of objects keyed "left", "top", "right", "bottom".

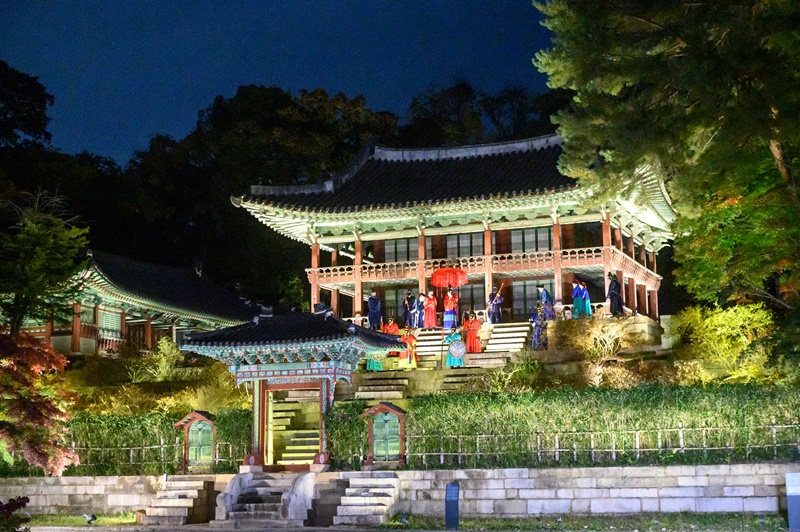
[
  {"left": 570, "top": 280, "right": 593, "bottom": 318},
  {"left": 398, "top": 288, "right": 460, "bottom": 329},
  {"left": 529, "top": 285, "right": 556, "bottom": 350}
]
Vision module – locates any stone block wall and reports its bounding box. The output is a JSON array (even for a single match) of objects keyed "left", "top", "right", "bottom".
[
  {"left": 395, "top": 464, "right": 796, "bottom": 517},
  {"left": 0, "top": 474, "right": 233, "bottom": 515}
]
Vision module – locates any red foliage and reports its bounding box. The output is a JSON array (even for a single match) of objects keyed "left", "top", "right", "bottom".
[{"left": 0, "top": 334, "right": 78, "bottom": 476}]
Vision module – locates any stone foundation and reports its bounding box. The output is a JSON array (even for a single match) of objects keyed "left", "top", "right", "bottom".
[{"left": 394, "top": 463, "right": 796, "bottom": 517}]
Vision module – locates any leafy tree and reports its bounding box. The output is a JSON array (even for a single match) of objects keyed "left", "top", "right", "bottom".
[
  {"left": 0, "top": 60, "right": 54, "bottom": 148},
  {"left": 0, "top": 193, "right": 88, "bottom": 336},
  {"left": 0, "top": 334, "right": 78, "bottom": 476},
  {"left": 279, "top": 275, "right": 310, "bottom": 313},
  {"left": 674, "top": 304, "right": 775, "bottom": 383},
  {"left": 400, "top": 82, "right": 484, "bottom": 147},
  {"left": 534, "top": 0, "right": 800, "bottom": 307}
]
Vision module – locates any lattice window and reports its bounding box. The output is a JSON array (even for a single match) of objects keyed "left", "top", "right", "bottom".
[
  {"left": 511, "top": 228, "right": 552, "bottom": 253},
  {"left": 97, "top": 310, "right": 121, "bottom": 339}
]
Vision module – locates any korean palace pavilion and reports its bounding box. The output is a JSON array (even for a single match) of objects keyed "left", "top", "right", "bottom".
[
  {"left": 23, "top": 250, "right": 254, "bottom": 356},
  {"left": 232, "top": 134, "right": 673, "bottom": 323}
]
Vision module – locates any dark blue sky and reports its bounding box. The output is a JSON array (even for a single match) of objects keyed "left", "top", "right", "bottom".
[{"left": 1, "top": 1, "right": 551, "bottom": 164}]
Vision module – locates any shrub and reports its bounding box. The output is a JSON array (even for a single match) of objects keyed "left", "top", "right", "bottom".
[
  {"left": 0, "top": 496, "right": 30, "bottom": 532},
  {"left": 324, "top": 400, "right": 369, "bottom": 470},
  {"left": 675, "top": 304, "right": 775, "bottom": 383},
  {"left": 145, "top": 338, "right": 183, "bottom": 382}
]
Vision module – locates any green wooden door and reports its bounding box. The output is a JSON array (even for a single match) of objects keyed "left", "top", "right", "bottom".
[
  {"left": 373, "top": 413, "right": 401, "bottom": 461},
  {"left": 188, "top": 421, "right": 214, "bottom": 466}
]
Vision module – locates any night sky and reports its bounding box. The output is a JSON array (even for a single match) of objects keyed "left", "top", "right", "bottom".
[{"left": 1, "top": 1, "right": 551, "bottom": 164}]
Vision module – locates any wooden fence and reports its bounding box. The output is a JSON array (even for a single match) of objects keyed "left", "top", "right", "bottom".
[{"left": 402, "top": 422, "right": 800, "bottom": 469}]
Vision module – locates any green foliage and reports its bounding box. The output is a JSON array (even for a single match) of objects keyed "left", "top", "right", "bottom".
[
  {"left": 152, "top": 362, "right": 250, "bottom": 417},
  {"left": 462, "top": 354, "right": 545, "bottom": 394},
  {"left": 0, "top": 192, "right": 88, "bottom": 336},
  {"left": 534, "top": 1, "right": 800, "bottom": 307},
  {"left": 675, "top": 304, "right": 775, "bottom": 383},
  {"left": 279, "top": 275, "right": 310, "bottom": 313},
  {"left": 324, "top": 400, "right": 369, "bottom": 470},
  {"left": 0, "top": 59, "right": 54, "bottom": 147},
  {"left": 555, "top": 316, "right": 634, "bottom": 362},
  {"left": 145, "top": 338, "right": 182, "bottom": 382},
  {"left": 26, "top": 513, "right": 135, "bottom": 527},
  {"left": 212, "top": 409, "right": 251, "bottom": 472}
]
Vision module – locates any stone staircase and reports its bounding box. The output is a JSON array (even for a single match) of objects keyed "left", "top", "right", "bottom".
[
  {"left": 333, "top": 472, "right": 400, "bottom": 526},
  {"left": 414, "top": 328, "right": 448, "bottom": 369},
  {"left": 285, "top": 389, "right": 321, "bottom": 402},
  {"left": 277, "top": 430, "right": 319, "bottom": 466},
  {"left": 354, "top": 374, "right": 408, "bottom": 400},
  {"left": 441, "top": 367, "right": 487, "bottom": 392},
  {"left": 141, "top": 477, "right": 214, "bottom": 525},
  {"left": 484, "top": 322, "right": 532, "bottom": 353},
  {"left": 216, "top": 472, "right": 301, "bottom": 528}
]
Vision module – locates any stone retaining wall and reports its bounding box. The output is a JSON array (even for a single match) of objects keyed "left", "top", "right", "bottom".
[
  {"left": 395, "top": 463, "right": 797, "bottom": 517},
  {"left": 0, "top": 474, "right": 233, "bottom": 515}
]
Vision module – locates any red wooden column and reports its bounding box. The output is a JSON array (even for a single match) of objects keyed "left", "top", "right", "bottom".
[
  {"left": 310, "top": 242, "right": 321, "bottom": 309},
  {"left": 44, "top": 313, "right": 53, "bottom": 344},
  {"left": 625, "top": 232, "right": 635, "bottom": 258},
  {"left": 638, "top": 242, "right": 646, "bottom": 267},
  {"left": 330, "top": 245, "right": 339, "bottom": 316},
  {"left": 417, "top": 232, "right": 426, "bottom": 293},
  {"left": 649, "top": 251, "right": 658, "bottom": 273},
  {"left": 614, "top": 227, "right": 623, "bottom": 251},
  {"left": 120, "top": 310, "right": 127, "bottom": 342},
  {"left": 483, "top": 224, "right": 493, "bottom": 301},
  {"left": 93, "top": 304, "right": 100, "bottom": 355},
  {"left": 601, "top": 213, "right": 612, "bottom": 314},
  {"left": 144, "top": 315, "right": 152, "bottom": 350},
  {"left": 552, "top": 216, "right": 563, "bottom": 304},
  {"left": 627, "top": 278, "right": 637, "bottom": 315},
  {"left": 637, "top": 284, "right": 647, "bottom": 315},
  {"left": 648, "top": 289, "right": 659, "bottom": 320},
  {"left": 353, "top": 236, "right": 363, "bottom": 316},
  {"left": 70, "top": 303, "right": 81, "bottom": 353}
]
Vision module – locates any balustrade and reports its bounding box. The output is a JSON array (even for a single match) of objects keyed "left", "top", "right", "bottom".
[
  {"left": 361, "top": 260, "right": 420, "bottom": 282},
  {"left": 423, "top": 256, "right": 484, "bottom": 277},
  {"left": 492, "top": 251, "right": 554, "bottom": 273},
  {"left": 560, "top": 247, "right": 604, "bottom": 267}
]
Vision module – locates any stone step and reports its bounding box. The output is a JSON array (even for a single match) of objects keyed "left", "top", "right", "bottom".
[
  {"left": 161, "top": 480, "right": 207, "bottom": 490},
  {"left": 250, "top": 472, "right": 300, "bottom": 480},
  {"left": 491, "top": 324, "right": 531, "bottom": 331},
  {"left": 277, "top": 458, "right": 314, "bottom": 465},
  {"left": 284, "top": 443, "right": 319, "bottom": 451},
  {"left": 229, "top": 510, "right": 282, "bottom": 520},
  {"left": 355, "top": 390, "right": 404, "bottom": 400},
  {"left": 140, "top": 515, "right": 187, "bottom": 526},
  {"left": 280, "top": 430, "right": 319, "bottom": 438},
  {"left": 249, "top": 478, "right": 295, "bottom": 489},
  {"left": 340, "top": 495, "right": 395, "bottom": 506},
  {"left": 149, "top": 498, "right": 195, "bottom": 508},
  {"left": 333, "top": 514, "right": 387, "bottom": 526},
  {"left": 281, "top": 452, "right": 317, "bottom": 460},
  {"left": 272, "top": 417, "right": 292, "bottom": 427},
  {"left": 237, "top": 494, "right": 282, "bottom": 505},
  {"left": 233, "top": 502, "right": 281, "bottom": 512},
  {"left": 358, "top": 378, "right": 409, "bottom": 386},
  {"left": 336, "top": 504, "right": 391, "bottom": 516},
  {"left": 155, "top": 489, "right": 201, "bottom": 498},
  {"left": 357, "top": 385, "right": 405, "bottom": 392},
  {"left": 145, "top": 507, "right": 191, "bottom": 517},
  {"left": 349, "top": 477, "right": 399, "bottom": 488},
  {"left": 344, "top": 487, "right": 397, "bottom": 497}
]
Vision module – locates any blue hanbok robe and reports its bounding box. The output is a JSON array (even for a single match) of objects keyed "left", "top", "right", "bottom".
[
  {"left": 571, "top": 285, "right": 584, "bottom": 318},
  {"left": 444, "top": 331, "right": 465, "bottom": 367},
  {"left": 414, "top": 298, "right": 426, "bottom": 328},
  {"left": 582, "top": 287, "right": 593, "bottom": 318},
  {"left": 367, "top": 295, "right": 381, "bottom": 329},
  {"left": 403, "top": 294, "right": 416, "bottom": 327},
  {"left": 539, "top": 288, "right": 556, "bottom": 321},
  {"left": 487, "top": 293, "right": 504, "bottom": 324},
  {"left": 530, "top": 311, "right": 548, "bottom": 350},
  {"left": 608, "top": 278, "right": 623, "bottom": 316}
]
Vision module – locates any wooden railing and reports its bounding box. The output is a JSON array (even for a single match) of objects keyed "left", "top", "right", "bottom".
[
  {"left": 308, "top": 246, "right": 661, "bottom": 289},
  {"left": 492, "top": 251, "right": 554, "bottom": 273}
]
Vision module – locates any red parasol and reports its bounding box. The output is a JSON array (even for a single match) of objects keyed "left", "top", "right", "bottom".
[{"left": 430, "top": 267, "right": 468, "bottom": 288}]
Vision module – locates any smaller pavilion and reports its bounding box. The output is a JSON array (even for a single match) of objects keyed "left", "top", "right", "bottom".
[{"left": 181, "top": 310, "right": 405, "bottom": 468}]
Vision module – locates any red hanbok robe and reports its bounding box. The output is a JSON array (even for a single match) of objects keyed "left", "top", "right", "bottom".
[
  {"left": 423, "top": 295, "right": 438, "bottom": 328},
  {"left": 398, "top": 331, "right": 418, "bottom": 368},
  {"left": 382, "top": 321, "right": 401, "bottom": 357},
  {"left": 464, "top": 317, "right": 482, "bottom": 353},
  {"left": 444, "top": 293, "right": 458, "bottom": 312}
]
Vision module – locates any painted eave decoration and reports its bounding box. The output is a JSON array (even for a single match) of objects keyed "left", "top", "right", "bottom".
[{"left": 181, "top": 311, "right": 406, "bottom": 366}]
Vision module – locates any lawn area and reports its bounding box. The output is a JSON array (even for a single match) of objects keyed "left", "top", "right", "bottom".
[
  {"left": 382, "top": 512, "right": 788, "bottom": 531},
  {"left": 26, "top": 512, "right": 136, "bottom": 527}
]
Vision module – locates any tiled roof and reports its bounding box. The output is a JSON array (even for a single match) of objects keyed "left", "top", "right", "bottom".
[
  {"left": 242, "top": 135, "right": 575, "bottom": 213},
  {"left": 89, "top": 251, "right": 255, "bottom": 324},
  {"left": 182, "top": 312, "right": 405, "bottom": 350}
]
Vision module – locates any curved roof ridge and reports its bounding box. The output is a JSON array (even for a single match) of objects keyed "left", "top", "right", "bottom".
[{"left": 373, "top": 134, "right": 562, "bottom": 162}]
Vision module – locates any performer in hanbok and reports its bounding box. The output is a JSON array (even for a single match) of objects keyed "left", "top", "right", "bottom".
[
  {"left": 487, "top": 286, "right": 504, "bottom": 324},
  {"left": 367, "top": 290, "right": 381, "bottom": 330},
  {"left": 423, "top": 289, "right": 438, "bottom": 328},
  {"left": 529, "top": 303, "right": 548, "bottom": 350},
  {"left": 397, "top": 326, "right": 418, "bottom": 370},
  {"left": 571, "top": 280, "right": 584, "bottom": 318},
  {"left": 463, "top": 312, "right": 482, "bottom": 353},
  {"left": 366, "top": 354, "right": 383, "bottom": 372},
  {"left": 443, "top": 288, "right": 459, "bottom": 329},
  {"left": 537, "top": 285, "right": 556, "bottom": 321},
  {"left": 443, "top": 327, "right": 465, "bottom": 367},
  {"left": 607, "top": 273, "right": 623, "bottom": 316},
  {"left": 414, "top": 293, "right": 426, "bottom": 328},
  {"left": 581, "top": 281, "right": 593, "bottom": 317},
  {"left": 403, "top": 290, "right": 416, "bottom": 327},
  {"left": 382, "top": 316, "right": 400, "bottom": 335}
]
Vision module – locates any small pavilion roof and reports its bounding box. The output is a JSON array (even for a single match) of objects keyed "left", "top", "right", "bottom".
[
  {"left": 182, "top": 311, "right": 406, "bottom": 351},
  {"left": 85, "top": 250, "right": 255, "bottom": 326},
  {"left": 237, "top": 135, "right": 573, "bottom": 213}
]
